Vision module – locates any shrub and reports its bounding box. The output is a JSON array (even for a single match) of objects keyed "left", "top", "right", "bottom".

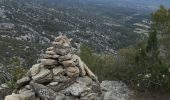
[{"left": 79, "top": 45, "right": 115, "bottom": 81}]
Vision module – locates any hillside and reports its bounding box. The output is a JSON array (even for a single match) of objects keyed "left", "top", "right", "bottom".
[
  {"left": 0, "top": 0, "right": 151, "bottom": 66},
  {"left": 0, "top": 1, "right": 170, "bottom": 100}
]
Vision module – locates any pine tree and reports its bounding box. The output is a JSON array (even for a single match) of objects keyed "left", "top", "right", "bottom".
[
  {"left": 135, "top": 30, "right": 170, "bottom": 92},
  {"left": 152, "top": 5, "right": 170, "bottom": 35},
  {"left": 146, "top": 31, "right": 159, "bottom": 61}
]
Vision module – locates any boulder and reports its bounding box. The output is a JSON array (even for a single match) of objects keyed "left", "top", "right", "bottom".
[
  {"left": 83, "top": 63, "right": 97, "bottom": 81},
  {"left": 5, "top": 94, "right": 20, "bottom": 100},
  {"left": 62, "top": 60, "right": 75, "bottom": 67},
  {"left": 46, "top": 47, "right": 54, "bottom": 51},
  {"left": 49, "top": 77, "right": 76, "bottom": 92},
  {"left": 100, "top": 81, "right": 132, "bottom": 100},
  {"left": 24, "top": 85, "right": 31, "bottom": 90},
  {"left": 91, "top": 82, "right": 101, "bottom": 94},
  {"left": 52, "top": 41, "right": 63, "bottom": 46},
  {"left": 76, "top": 76, "right": 93, "bottom": 86},
  {"left": 80, "top": 93, "right": 99, "bottom": 100},
  {"left": 55, "top": 48, "right": 70, "bottom": 56},
  {"left": 53, "top": 75, "right": 71, "bottom": 83},
  {"left": 42, "top": 54, "right": 59, "bottom": 59},
  {"left": 48, "top": 82, "right": 59, "bottom": 86},
  {"left": 30, "top": 64, "right": 41, "bottom": 76},
  {"left": 61, "top": 82, "right": 90, "bottom": 96},
  {"left": 0, "top": 83, "right": 8, "bottom": 89},
  {"left": 16, "top": 77, "right": 30, "bottom": 89},
  {"left": 30, "top": 82, "right": 59, "bottom": 100},
  {"left": 76, "top": 55, "right": 86, "bottom": 76},
  {"left": 18, "top": 90, "right": 35, "bottom": 100},
  {"left": 64, "top": 96, "right": 77, "bottom": 100},
  {"left": 65, "top": 67, "right": 79, "bottom": 77},
  {"left": 18, "top": 87, "right": 30, "bottom": 94},
  {"left": 58, "top": 53, "right": 72, "bottom": 62},
  {"left": 54, "top": 94, "right": 65, "bottom": 100},
  {"left": 63, "top": 43, "right": 70, "bottom": 48},
  {"left": 52, "top": 66, "right": 64, "bottom": 76},
  {"left": 5, "top": 90, "right": 35, "bottom": 100},
  {"left": 32, "top": 68, "right": 52, "bottom": 83},
  {"left": 53, "top": 35, "right": 71, "bottom": 47},
  {"left": 39, "top": 59, "right": 58, "bottom": 66},
  {"left": 33, "top": 73, "right": 52, "bottom": 84},
  {"left": 45, "top": 51, "right": 56, "bottom": 55}
]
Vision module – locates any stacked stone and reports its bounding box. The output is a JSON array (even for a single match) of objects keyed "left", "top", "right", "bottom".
[{"left": 5, "top": 35, "right": 101, "bottom": 100}]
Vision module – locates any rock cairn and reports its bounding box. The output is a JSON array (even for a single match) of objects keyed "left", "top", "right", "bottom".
[{"left": 5, "top": 35, "right": 101, "bottom": 100}]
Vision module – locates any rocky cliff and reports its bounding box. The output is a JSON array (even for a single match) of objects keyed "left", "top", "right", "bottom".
[{"left": 4, "top": 35, "right": 131, "bottom": 100}]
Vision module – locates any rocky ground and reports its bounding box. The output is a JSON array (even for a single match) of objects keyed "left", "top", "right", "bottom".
[{"left": 4, "top": 35, "right": 132, "bottom": 100}]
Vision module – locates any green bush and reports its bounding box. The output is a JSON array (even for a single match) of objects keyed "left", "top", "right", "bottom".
[
  {"left": 79, "top": 45, "right": 115, "bottom": 81},
  {"left": 79, "top": 31, "right": 170, "bottom": 93}
]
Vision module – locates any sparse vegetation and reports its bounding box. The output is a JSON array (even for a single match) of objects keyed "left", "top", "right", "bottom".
[
  {"left": 79, "top": 45, "right": 115, "bottom": 81},
  {"left": 0, "top": 0, "right": 170, "bottom": 99},
  {"left": 80, "top": 6, "right": 170, "bottom": 93},
  {"left": 0, "top": 58, "right": 27, "bottom": 99},
  {"left": 0, "top": 37, "right": 46, "bottom": 67}
]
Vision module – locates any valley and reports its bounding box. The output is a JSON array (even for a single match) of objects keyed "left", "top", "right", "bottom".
[{"left": 0, "top": 0, "right": 157, "bottom": 66}]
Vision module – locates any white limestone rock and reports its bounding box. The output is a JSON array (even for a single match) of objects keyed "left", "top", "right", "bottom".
[
  {"left": 62, "top": 60, "right": 75, "bottom": 67},
  {"left": 45, "top": 51, "right": 56, "bottom": 55},
  {"left": 76, "top": 55, "right": 86, "bottom": 76},
  {"left": 30, "top": 64, "right": 41, "bottom": 76},
  {"left": 55, "top": 48, "right": 70, "bottom": 56},
  {"left": 61, "top": 82, "right": 90, "bottom": 96},
  {"left": 46, "top": 47, "right": 54, "bottom": 51},
  {"left": 66, "top": 67, "right": 80, "bottom": 77},
  {"left": 80, "top": 93, "right": 99, "bottom": 100},
  {"left": 100, "top": 81, "right": 132, "bottom": 100},
  {"left": 42, "top": 54, "right": 59, "bottom": 59},
  {"left": 84, "top": 63, "right": 97, "bottom": 81},
  {"left": 52, "top": 66, "right": 64, "bottom": 76},
  {"left": 48, "top": 82, "right": 59, "bottom": 86},
  {"left": 5, "top": 94, "right": 20, "bottom": 100},
  {"left": 58, "top": 53, "right": 72, "bottom": 62},
  {"left": 17, "top": 77, "right": 30, "bottom": 88},
  {"left": 76, "top": 76, "right": 93, "bottom": 86},
  {"left": 5, "top": 90, "right": 35, "bottom": 100},
  {"left": 39, "top": 59, "right": 58, "bottom": 66},
  {"left": 32, "top": 67, "right": 52, "bottom": 83},
  {"left": 30, "top": 82, "right": 56, "bottom": 100}
]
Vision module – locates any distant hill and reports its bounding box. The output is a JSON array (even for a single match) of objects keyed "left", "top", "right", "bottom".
[
  {"left": 0, "top": 0, "right": 154, "bottom": 66},
  {"left": 102, "top": 0, "right": 170, "bottom": 8}
]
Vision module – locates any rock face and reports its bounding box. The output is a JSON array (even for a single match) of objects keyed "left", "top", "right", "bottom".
[{"left": 5, "top": 35, "right": 101, "bottom": 100}]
